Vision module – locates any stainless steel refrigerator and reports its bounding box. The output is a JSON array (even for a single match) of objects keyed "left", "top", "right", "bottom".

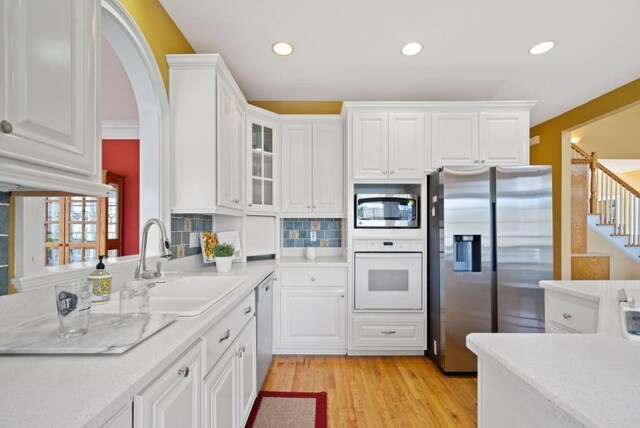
[{"left": 427, "top": 166, "right": 553, "bottom": 373}]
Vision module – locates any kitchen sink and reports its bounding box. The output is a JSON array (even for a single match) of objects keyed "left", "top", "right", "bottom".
[{"left": 92, "top": 276, "right": 248, "bottom": 317}]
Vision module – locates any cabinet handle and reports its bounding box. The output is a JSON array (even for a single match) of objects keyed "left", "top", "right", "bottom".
[
  {"left": 381, "top": 330, "right": 397, "bottom": 335},
  {"left": 242, "top": 346, "right": 246, "bottom": 352},
  {"left": 480, "top": 159, "right": 486, "bottom": 164},
  {"left": 307, "top": 205, "right": 311, "bottom": 209},
  {"left": 475, "top": 160, "right": 480, "bottom": 164},
  {"left": 313, "top": 205, "right": 317, "bottom": 209},
  {"left": 218, "top": 329, "right": 231, "bottom": 343},
  {"left": 562, "top": 313, "right": 572, "bottom": 319},
  {"left": 265, "top": 285, "right": 270, "bottom": 292},
  {"left": 340, "top": 293, "right": 344, "bottom": 298},
  {"left": 244, "top": 306, "right": 252, "bottom": 315},
  {"left": 177, "top": 367, "right": 190, "bottom": 378},
  {"left": 0, "top": 120, "right": 12, "bottom": 134},
  {"left": 237, "top": 350, "right": 243, "bottom": 358},
  {"left": 311, "top": 277, "right": 316, "bottom": 282}
]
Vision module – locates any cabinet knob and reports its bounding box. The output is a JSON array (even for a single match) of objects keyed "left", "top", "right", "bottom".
[
  {"left": 307, "top": 205, "right": 311, "bottom": 209},
  {"left": 383, "top": 171, "right": 388, "bottom": 175},
  {"left": 218, "top": 329, "right": 231, "bottom": 343},
  {"left": 178, "top": 367, "right": 190, "bottom": 378},
  {"left": 475, "top": 160, "right": 480, "bottom": 164},
  {"left": 0, "top": 120, "right": 13, "bottom": 134},
  {"left": 311, "top": 277, "right": 316, "bottom": 282},
  {"left": 562, "top": 313, "right": 572, "bottom": 319},
  {"left": 249, "top": 203, "right": 253, "bottom": 207},
  {"left": 313, "top": 205, "right": 317, "bottom": 209},
  {"left": 340, "top": 293, "right": 344, "bottom": 298},
  {"left": 244, "top": 306, "right": 252, "bottom": 315},
  {"left": 390, "top": 170, "right": 395, "bottom": 175},
  {"left": 480, "top": 160, "right": 486, "bottom": 164}
]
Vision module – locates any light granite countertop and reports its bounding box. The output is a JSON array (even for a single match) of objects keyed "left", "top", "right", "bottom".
[
  {"left": 0, "top": 260, "right": 281, "bottom": 427},
  {"left": 467, "top": 280, "right": 640, "bottom": 428}
]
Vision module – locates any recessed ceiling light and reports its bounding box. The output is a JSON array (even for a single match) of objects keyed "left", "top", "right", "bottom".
[
  {"left": 272, "top": 42, "right": 294, "bottom": 56},
  {"left": 401, "top": 42, "right": 423, "bottom": 56},
  {"left": 529, "top": 41, "right": 555, "bottom": 55}
]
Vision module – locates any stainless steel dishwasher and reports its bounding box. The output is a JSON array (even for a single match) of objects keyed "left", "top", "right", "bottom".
[{"left": 256, "top": 273, "right": 274, "bottom": 390}]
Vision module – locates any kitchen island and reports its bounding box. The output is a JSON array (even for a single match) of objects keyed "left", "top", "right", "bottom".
[{"left": 467, "top": 280, "right": 640, "bottom": 428}]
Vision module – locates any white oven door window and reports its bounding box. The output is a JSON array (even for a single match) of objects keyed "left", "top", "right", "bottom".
[{"left": 354, "top": 253, "right": 423, "bottom": 310}]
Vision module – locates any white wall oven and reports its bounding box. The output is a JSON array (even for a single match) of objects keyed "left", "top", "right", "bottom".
[{"left": 354, "top": 240, "right": 423, "bottom": 311}]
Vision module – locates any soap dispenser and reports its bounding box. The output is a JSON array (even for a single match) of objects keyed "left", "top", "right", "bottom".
[{"left": 89, "top": 256, "right": 112, "bottom": 304}]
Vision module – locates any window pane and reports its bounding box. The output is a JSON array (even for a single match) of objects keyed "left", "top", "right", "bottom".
[
  {"left": 107, "top": 249, "right": 118, "bottom": 258},
  {"left": 46, "top": 202, "right": 60, "bottom": 221},
  {"left": 252, "top": 152, "right": 262, "bottom": 177},
  {"left": 252, "top": 124, "right": 261, "bottom": 150},
  {"left": 46, "top": 223, "right": 60, "bottom": 243},
  {"left": 84, "top": 248, "right": 97, "bottom": 262},
  {"left": 69, "top": 248, "right": 82, "bottom": 263},
  {"left": 84, "top": 201, "right": 97, "bottom": 222},
  {"left": 264, "top": 153, "right": 273, "bottom": 179},
  {"left": 264, "top": 127, "right": 273, "bottom": 153},
  {"left": 69, "top": 223, "right": 83, "bottom": 243},
  {"left": 84, "top": 224, "right": 97, "bottom": 243},
  {"left": 69, "top": 200, "right": 83, "bottom": 222},
  {"left": 252, "top": 178, "right": 262, "bottom": 205},
  {"left": 46, "top": 248, "right": 59, "bottom": 266},
  {"left": 264, "top": 180, "right": 273, "bottom": 205}
]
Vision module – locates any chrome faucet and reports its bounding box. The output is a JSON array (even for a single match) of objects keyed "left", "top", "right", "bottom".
[{"left": 135, "top": 218, "right": 172, "bottom": 280}]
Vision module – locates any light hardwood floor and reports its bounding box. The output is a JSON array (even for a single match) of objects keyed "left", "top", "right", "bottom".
[{"left": 261, "top": 355, "right": 477, "bottom": 427}]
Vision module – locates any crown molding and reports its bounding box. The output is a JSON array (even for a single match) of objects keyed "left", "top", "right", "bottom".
[{"left": 102, "top": 120, "right": 140, "bottom": 139}]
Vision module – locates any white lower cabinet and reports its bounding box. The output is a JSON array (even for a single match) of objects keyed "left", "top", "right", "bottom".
[
  {"left": 134, "top": 340, "right": 204, "bottom": 428},
  {"left": 204, "top": 318, "right": 257, "bottom": 428},
  {"left": 545, "top": 290, "right": 599, "bottom": 334},
  {"left": 275, "top": 267, "right": 347, "bottom": 354}
]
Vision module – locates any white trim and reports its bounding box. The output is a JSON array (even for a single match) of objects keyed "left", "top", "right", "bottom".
[
  {"left": 278, "top": 114, "right": 343, "bottom": 124},
  {"left": 0, "top": 162, "right": 111, "bottom": 196},
  {"left": 102, "top": 120, "right": 140, "bottom": 139},
  {"left": 341, "top": 100, "right": 537, "bottom": 114}
]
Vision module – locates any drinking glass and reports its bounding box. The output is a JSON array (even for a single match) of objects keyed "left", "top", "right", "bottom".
[{"left": 55, "top": 281, "right": 92, "bottom": 338}]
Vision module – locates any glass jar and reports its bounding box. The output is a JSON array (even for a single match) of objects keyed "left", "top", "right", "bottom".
[{"left": 119, "top": 280, "right": 150, "bottom": 318}]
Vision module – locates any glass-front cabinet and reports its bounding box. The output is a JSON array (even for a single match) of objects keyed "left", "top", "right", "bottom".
[{"left": 247, "top": 113, "right": 279, "bottom": 213}]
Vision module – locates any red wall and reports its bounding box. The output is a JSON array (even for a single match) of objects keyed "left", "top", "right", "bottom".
[{"left": 102, "top": 139, "right": 140, "bottom": 256}]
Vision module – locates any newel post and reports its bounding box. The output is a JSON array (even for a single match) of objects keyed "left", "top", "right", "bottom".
[{"left": 589, "top": 152, "right": 598, "bottom": 214}]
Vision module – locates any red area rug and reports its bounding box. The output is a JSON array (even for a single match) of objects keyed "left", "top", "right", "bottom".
[{"left": 246, "top": 391, "right": 328, "bottom": 428}]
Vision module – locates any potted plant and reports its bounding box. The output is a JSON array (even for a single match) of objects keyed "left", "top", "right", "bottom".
[{"left": 213, "top": 243, "right": 235, "bottom": 273}]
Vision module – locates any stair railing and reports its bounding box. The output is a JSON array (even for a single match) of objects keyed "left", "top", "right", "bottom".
[{"left": 571, "top": 143, "right": 640, "bottom": 247}]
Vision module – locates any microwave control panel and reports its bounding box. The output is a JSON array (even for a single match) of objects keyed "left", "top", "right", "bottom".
[{"left": 352, "top": 239, "right": 423, "bottom": 252}]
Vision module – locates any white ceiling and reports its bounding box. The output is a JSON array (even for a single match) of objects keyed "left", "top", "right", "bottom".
[{"left": 159, "top": 0, "right": 640, "bottom": 126}]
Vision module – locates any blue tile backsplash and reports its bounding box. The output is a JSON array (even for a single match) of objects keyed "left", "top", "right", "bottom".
[
  {"left": 170, "top": 214, "right": 213, "bottom": 259},
  {"left": 0, "top": 192, "right": 10, "bottom": 295},
  {"left": 282, "top": 218, "right": 343, "bottom": 248}
]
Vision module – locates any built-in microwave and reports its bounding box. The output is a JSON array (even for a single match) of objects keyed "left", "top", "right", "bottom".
[{"left": 354, "top": 194, "right": 419, "bottom": 228}]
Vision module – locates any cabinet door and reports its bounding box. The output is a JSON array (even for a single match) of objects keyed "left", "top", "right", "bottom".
[
  {"left": 217, "top": 77, "right": 237, "bottom": 209},
  {"left": 234, "top": 103, "right": 246, "bottom": 209},
  {"left": 204, "top": 348, "right": 237, "bottom": 428},
  {"left": 237, "top": 319, "right": 257, "bottom": 427},
  {"left": 135, "top": 341, "right": 203, "bottom": 428},
  {"left": 479, "top": 112, "right": 529, "bottom": 165},
  {"left": 352, "top": 112, "right": 388, "bottom": 179},
  {"left": 388, "top": 113, "right": 425, "bottom": 179},
  {"left": 0, "top": 0, "right": 98, "bottom": 176},
  {"left": 281, "top": 124, "right": 313, "bottom": 213},
  {"left": 431, "top": 112, "right": 479, "bottom": 167},
  {"left": 280, "top": 288, "right": 346, "bottom": 349},
  {"left": 313, "top": 123, "right": 344, "bottom": 214},
  {"left": 248, "top": 117, "right": 278, "bottom": 213}
]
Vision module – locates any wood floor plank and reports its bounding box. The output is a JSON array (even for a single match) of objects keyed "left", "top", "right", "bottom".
[{"left": 261, "top": 355, "right": 477, "bottom": 427}]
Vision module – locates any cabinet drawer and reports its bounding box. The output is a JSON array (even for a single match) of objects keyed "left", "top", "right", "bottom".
[
  {"left": 352, "top": 317, "right": 424, "bottom": 348},
  {"left": 280, "top": 267, "right": 346, "bottom": 287},
  {"left": 547, "top": 292, "right": 598, "bottom": 333},
  {"left": 202, "top": 292, "right": 255, "bottom": 374}
]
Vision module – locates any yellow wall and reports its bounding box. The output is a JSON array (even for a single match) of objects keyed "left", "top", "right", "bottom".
[
  {"left": 120, "top": 0, "right": 194, "bottom": 90},
  {"left": 618, "top": 170, "right": 640, "bottom": 191},
  {"left": 530, "top": 78, "right": 640, "bottom": 278},
  {"left": 573, "top": 103, "right": 640, "bottom": 158},
  {"left": 249, "top": 101, "right": 343, "bottom": 115}
]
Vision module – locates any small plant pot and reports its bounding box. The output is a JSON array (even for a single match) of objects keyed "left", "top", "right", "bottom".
[{"left": 215, "top": 256, "right": 233, "bottom": 273}]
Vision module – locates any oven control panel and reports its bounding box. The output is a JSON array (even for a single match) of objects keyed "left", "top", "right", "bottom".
[{"left": 353, "top": 239, "right": 423, "bottom": 252}]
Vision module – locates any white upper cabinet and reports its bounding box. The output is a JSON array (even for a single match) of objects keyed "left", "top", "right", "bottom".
[
  {"left": 281, "top": 120, "right": 344, "bottom": 217},
  {"left": 247, "top": 109, "right": 279, "bottom": 213},
  {"left": 168, "top": 54, "right": 246, "bottom": 214},
  {"left": 313, "top": 123, "right": 344, "bottom": 213},
  {"left": 430, "top": 109, "right": 531, "bottom": 168},
  {"left": 352, "top": 112, "right": 388, "bottom": 179},
  {"left": 281, "top": 124, "right": 313, "bottom": 213},
  {"left": 352, "top": 112, "right": 424, "bottom": 180},
  {"left": 431, "top": 112, "right": 479, "bottom": 166},
  {"left": 479, "top": 112, "right": 529, "bottom": 165},
  {"left": 0, "top": 0, "right": 109, "bottom": 195}
]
